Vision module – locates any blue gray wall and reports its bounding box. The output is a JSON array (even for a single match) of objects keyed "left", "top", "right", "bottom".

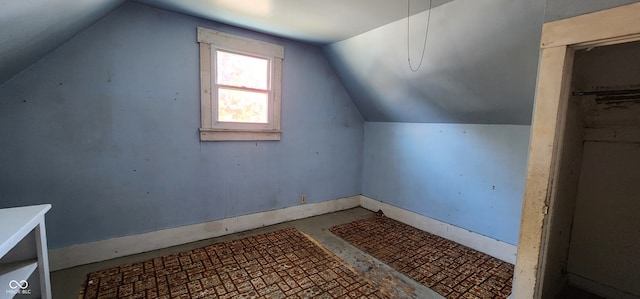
[
  {"left": 0, "top": 3, "right": 364, "bottom": 249},
  {"left": 362, "top": 123, "right": 530, "bottom": 245}
]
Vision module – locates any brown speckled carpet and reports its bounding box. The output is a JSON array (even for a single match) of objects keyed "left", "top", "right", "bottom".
[
  {"left": 330, "top": 216, "right": 514, "bottom": 299},
  {"left": 79, "top": 228, "right": 392, "bottom": 299}
]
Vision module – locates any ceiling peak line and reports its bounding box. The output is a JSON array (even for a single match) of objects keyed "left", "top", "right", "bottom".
[{"left": 407, "top": 0, "right": 432, "bottom": 72}]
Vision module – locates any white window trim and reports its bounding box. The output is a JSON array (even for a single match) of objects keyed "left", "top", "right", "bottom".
[{"left": 197, "top": 27, "right": 284, "bottom": 141}]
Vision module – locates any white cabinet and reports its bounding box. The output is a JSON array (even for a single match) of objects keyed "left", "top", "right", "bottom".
[{"left": 0, "top": 205, "right": 51, "bottom": 299}]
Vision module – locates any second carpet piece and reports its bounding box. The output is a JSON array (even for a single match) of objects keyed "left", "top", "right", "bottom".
[{"left": 330, "top": 216, "right": 514, "bottom": 299}]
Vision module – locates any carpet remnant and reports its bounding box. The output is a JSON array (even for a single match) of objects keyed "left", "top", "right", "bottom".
[
  {"left": 80, "top": 228, "right": 391, "bottom": 299},
  {"left": 330, "top": 216, "right": 514, "bottom": 299}
]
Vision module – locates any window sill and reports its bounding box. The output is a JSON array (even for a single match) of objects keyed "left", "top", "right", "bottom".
[{"left": 199, "top": 128, "right": 281, "bottom": 141}]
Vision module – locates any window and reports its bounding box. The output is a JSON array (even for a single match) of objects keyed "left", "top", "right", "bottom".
[{"left": 197, "top": 27, "right": 284, "bottom": 141}]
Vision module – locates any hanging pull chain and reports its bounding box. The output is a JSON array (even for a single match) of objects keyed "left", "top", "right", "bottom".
[{"left": 407, "top": 0, "right": 433, "bottom": 72}]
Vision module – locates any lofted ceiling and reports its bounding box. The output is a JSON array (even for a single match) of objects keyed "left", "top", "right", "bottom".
[
  {"left": 133, "top": 0, "right": 449, "bottom": 45},
  {"left": 2, "top": 0, "right": 640, "bottom": 124},
  {"left": 0, "top": 0, "right": 450, "bottom": 86},
  {"left": 0, "top": 0, "right": 541, "bottom": 125}
]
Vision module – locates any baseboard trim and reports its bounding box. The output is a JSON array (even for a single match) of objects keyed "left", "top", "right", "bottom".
[
  {"left": 50, "top": 195, "right": 518, "bottom": 271},
  {"left": 49, "top": 196, "right": 360, "bottom": 271},
  {"left": 359, "top": 195, "right": 517, "bottom": 264},
  {"left": 568, "top": 273, "right": 639, "bottom": 299}
]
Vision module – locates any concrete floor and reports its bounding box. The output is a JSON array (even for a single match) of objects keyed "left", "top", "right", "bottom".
[{"left": 51, "top": 207, "right": 444, "bottom": 299}]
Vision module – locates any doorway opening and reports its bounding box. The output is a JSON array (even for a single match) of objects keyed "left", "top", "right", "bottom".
[{"left": 542, "top": 40, "right": 640, "bottom": 299}]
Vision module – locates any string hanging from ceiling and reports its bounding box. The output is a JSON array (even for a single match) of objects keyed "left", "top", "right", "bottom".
[{"left": 407, "top": 0, "right": 433, "bottom": 72}]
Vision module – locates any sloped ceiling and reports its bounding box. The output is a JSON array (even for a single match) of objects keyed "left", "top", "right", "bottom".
[
  {"left": 133, "top": 0, "right": 450, "bottom": 45},
  {"left": 0, "top": 0, "right": 450, "bottom": 86},
  {"left": 0, "top": 0, "right": 126, "bottom": 85},
  {"left": 3, "top": 0, "right": 640, "bottom": 124},
  {"left": 324, "top": 0, "right": 545, "bottom": 124}
]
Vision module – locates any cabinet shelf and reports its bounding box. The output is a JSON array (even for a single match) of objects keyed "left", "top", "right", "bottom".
[
  {"left": 0, "top": 204, "right": 51, "bottom": 299},
  {"left": 0, "top": 259, "right": 38, "bottom": 297}
]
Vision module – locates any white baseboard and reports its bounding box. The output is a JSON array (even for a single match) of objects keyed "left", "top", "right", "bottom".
[
  {"left": 49, "top": 196, "right": 360, "bottom": 271},
  {"left": 50, "top": 195, "right": 518, "bottom": 271},
  {"left": 359, "top": 195, "right": 517, "bottom": 264},
  {"left": 568, "top": 273, "right": 640, "bottom": 299}
]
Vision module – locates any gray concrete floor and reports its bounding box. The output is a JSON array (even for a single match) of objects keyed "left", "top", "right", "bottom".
[{"left": 51, "top": 207, "right": 444, "bottom": 299}]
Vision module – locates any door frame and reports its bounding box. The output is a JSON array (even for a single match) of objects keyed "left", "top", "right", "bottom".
[{"left": 513, "top": 3, "right": 640, "bottom": 298}]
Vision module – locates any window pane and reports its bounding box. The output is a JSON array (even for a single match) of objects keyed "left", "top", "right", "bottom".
[
  {"left": 218, "top": 88, "right": 268, "bottom": 123},
  {"left": 216, "top": 51, "right": 268, "bottom": 89}
]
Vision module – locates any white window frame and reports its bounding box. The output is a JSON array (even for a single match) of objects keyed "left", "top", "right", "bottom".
[{"left": 197, "top": 27, "right": 284, "bottom": 141}]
